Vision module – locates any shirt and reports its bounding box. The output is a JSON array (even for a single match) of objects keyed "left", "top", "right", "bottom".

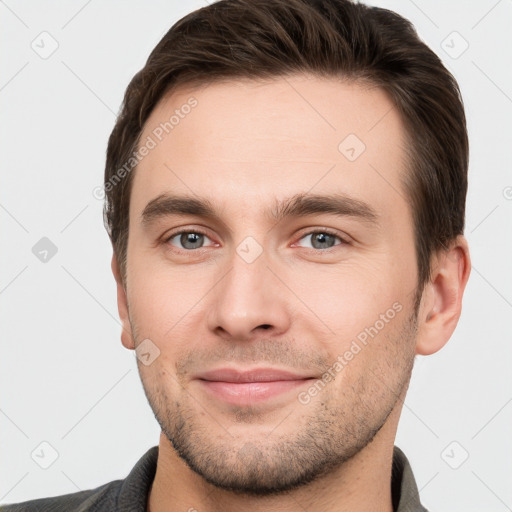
[{"left": 0, "top": 446, "right": 428, "bottom": 511}]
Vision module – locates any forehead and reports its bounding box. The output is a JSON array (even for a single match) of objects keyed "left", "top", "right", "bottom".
[{"left": 130, "top": 74, "right": 408, "bottom": 223}]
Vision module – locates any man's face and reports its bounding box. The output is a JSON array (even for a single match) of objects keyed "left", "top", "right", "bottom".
[{"left": 120, "top": 74, "right": 421, "bottom": 494}]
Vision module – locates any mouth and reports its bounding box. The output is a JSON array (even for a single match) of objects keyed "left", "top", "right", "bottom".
[{"left": 193, "top": 368, "right": 316, "bottom": 406}]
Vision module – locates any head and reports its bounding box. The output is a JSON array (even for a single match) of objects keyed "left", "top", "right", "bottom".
[{"left": 104, "top": 0, "right": 470, "bottom": 496}]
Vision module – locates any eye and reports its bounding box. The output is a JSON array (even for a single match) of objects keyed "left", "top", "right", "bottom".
[
  {"left": 166, "top": 230, "right": 216, "bottom": 250},
  {"left": 295, "top": 230, "right": 345, "bottom": 250}
]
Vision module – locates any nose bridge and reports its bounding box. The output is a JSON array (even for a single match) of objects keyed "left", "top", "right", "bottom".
[{"left": 207, "top": 238, "right": 290, "bottom": 340}]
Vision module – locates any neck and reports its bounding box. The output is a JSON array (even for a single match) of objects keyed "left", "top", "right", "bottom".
[{"left": 148, "top": 403, "right": 401, "bottom": 512}]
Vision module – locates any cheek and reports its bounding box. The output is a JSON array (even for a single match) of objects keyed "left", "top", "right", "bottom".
[
  {"left": 324, "top": 306, "right": 415, "bottom": 401},
  {"left": 126, "top": 254, "right": 210, "bottom": 343},
  {"left": 287, "top": 256, "right": 408, "bottom": 343}
]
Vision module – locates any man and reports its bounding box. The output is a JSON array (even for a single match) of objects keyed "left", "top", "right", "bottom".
[{"left": 2, "top": 0, "right": 471, "bottom": 510}]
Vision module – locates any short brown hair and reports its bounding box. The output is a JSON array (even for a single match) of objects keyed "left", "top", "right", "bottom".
[{"left": 104, "top": 0, "right": 468, "bottom": 294}]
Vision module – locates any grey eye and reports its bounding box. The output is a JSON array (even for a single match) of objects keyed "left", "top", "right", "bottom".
[
  {"left": 169, "top": 232, "right": 212, "bottom": 250},
  {"left": 310, "top": 233, "right": 337, "bottom": 249},
  {"left": 298, "top": 232, "right": 342, "bottom": 250}
]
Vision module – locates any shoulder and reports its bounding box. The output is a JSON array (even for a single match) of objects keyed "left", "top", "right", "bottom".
[
  {"left": 392, "top": 446, "right": 430, "bottom": 512},
  {"left": 0, "top": 446, "right": 158, "bottom": 512},
  {"left": 0, "top": 479, "right": 122, "bottom": 512}
]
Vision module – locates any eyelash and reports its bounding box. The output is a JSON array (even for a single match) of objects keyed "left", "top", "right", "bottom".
[{"left": 163, "top": 227, "right": 348, "bottom": 252}]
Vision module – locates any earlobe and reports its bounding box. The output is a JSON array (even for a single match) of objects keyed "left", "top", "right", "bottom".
[
  {"left": 111, "top": 253, "right": 136, "bottom": 350},
  {"left": 415, "top": 236, "right": 471, "bottom": 356}
]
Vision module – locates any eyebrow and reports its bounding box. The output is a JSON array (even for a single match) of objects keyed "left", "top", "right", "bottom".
[{"left": 140, "top": 192, "right": 379, "bottom": 228}]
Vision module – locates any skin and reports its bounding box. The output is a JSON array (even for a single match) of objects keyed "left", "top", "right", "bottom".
[{"left": 111, "top": 74, "right": 471, "bottom": 512}]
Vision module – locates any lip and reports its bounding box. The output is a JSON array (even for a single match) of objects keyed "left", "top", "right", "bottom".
[
  {"left": 196, "top": 368, "right": 313, "bottom": 383},
  {"left": 194, "top": 367, "right": 315, "bottom": 406}
]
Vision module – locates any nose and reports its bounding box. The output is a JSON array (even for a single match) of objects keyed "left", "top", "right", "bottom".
[{"left": 206, "top": 243, "right": 292, "bottom": 342}]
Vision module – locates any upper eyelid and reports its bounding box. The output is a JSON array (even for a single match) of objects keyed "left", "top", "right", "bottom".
[
  {"left": 295, "top": 227, "right": 345, "bottom": 239},
  {"left": 165, "top": 228, "right": 215, "bottom": 244}
]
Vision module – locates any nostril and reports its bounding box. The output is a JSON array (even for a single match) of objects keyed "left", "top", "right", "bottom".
[{"left": 260, "top": 324, "right": 272, "bottom": 330}]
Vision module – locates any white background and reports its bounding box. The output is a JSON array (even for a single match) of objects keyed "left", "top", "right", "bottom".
[{"left": 0, "top": 1, "right": 511, "bottom": 510}]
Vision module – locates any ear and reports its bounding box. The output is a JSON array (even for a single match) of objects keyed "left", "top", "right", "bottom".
[
  {"left": 111, "top": 253, "right": 135, "bottom": 350},
  {"left": 415, "top": 235, "right": 471, "bottom": 355}
]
